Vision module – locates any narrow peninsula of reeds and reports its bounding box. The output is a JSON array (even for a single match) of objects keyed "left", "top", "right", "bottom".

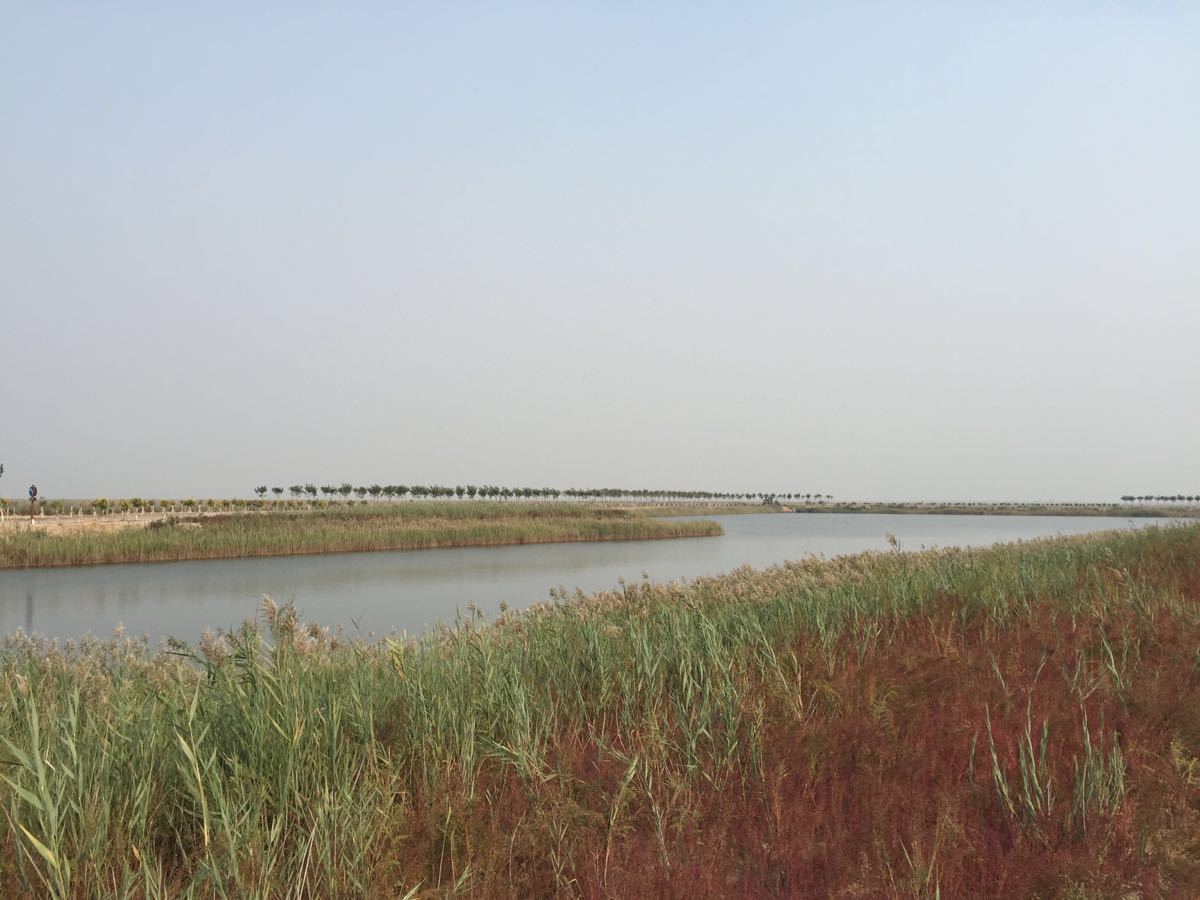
[
  {"left": 0, "top": 503, "right": 722, "bottom": 569},
  {"left": 3, "top": 525, "right": 1200, "bottom": 896}
]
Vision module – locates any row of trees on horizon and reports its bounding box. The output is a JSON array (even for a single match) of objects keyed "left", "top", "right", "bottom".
[
  {"left": 250, "top": 484, "right": 835, "bottom": 503},
  {"left": 1120, "top": 494, "right": 1200, "bottom": 503},
  {"left": 247, "top": 485, "right": 1200, "bottom": 506}
]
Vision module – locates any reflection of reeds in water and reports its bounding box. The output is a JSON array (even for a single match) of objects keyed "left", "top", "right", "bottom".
[
  {"left": 0, "top": 502, "right": 724, "bottom": 569},
  {"left": 2, "top": 524, "right": 1200, "bottom": 896}
]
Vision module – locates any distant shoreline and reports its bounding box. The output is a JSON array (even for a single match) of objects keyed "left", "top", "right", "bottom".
[
  {"left": 785, "top": 503, "right": 1197, "bottom": 518},
  {"left": 650, "top": 502, "right": 1199, "bottom": 519}
]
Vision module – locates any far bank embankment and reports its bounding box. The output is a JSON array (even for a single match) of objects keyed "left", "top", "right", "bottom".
[{"left": 0, "top": 504, "right": 722, "bottom": 569}]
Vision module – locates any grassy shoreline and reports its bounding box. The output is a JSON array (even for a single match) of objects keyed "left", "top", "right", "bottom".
[
  {"left": 2, "top": 524, "right": 1199, "bottom": 895},
  {"left": 646, "top": 501, "right": 1200, "bottom": 518},
  {"left": 789, "top": 501, "right": 1199, "bottom": 517},
  {"left": 0, "top": 503, "right": 722, "bottom": 570}
]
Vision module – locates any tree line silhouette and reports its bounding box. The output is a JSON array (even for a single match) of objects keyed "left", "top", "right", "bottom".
[
  {"left": 1120, "top": 494, "right": 1198, "bottom": 503},
  {"left": 250, "top": 484, "right": 834, "bottom": 504}
]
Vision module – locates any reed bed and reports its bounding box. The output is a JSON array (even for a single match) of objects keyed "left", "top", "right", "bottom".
[
  {"left": 0, "top": 504, "right": 723, "bottom": 569},
  {"left": 2, "top": 525, "right": 1200, "bottom": 897}
]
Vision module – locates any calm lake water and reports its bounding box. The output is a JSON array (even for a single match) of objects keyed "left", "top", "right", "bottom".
[{"left": 0, "top": 513, "right": 1172, "bottom": 644}]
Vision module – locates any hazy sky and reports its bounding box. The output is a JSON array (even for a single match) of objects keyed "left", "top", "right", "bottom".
[{"left": 2, "top": 3, "right": 1197, "bottom": 501}]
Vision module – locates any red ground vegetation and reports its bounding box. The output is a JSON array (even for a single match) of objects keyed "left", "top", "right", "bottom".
[{"left": 391, "top": 560, "right": 1200, "bottom": 897}]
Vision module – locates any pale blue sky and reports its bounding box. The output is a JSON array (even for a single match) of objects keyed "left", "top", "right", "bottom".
[{"left": 2, "top": 3, "right": 1197, "bottom": 501}]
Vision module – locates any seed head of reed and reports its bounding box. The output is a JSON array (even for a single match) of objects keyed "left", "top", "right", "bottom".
[{"left": 199, "top": 629, "right": 231, "bottom": 664}]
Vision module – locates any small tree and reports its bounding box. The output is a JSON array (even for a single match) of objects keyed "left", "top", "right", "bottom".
[
  {"left": 272, "top": 486, "right": 284, "bottom": 499},
  {"left": 255, "top": 485, "right": 268, "bottom": 499}
]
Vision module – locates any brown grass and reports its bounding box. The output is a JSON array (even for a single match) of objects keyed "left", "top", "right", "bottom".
[{"left": 0, "top": 503, "right": 722, "bottom": 568}]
